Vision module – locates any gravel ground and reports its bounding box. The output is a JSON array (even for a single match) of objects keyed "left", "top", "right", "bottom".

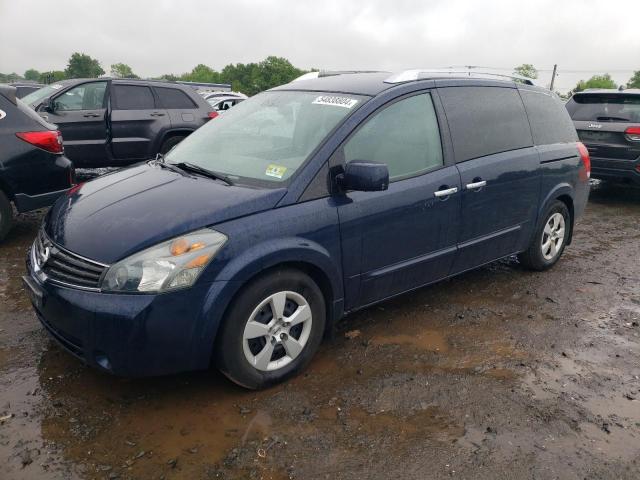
[{"left": 0, "top": 180, "right": 639, "bottom": 480}]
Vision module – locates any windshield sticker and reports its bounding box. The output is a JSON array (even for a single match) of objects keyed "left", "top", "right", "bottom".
[
  {"left": 312, "top": 95, "right": 358, "bottom": 109},
  {"left": 265, "top": 164, "right": 287, "bottom": 179},
  {"left": 0, "top": 109, "right": 6, "bottom": 120}
]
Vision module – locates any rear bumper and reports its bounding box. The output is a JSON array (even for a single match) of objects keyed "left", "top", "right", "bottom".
[
  {"left": 14, "top": 188, "right": 69, "bottom": 212},
  {"left": 590, "top": 156, "right": 640, "bottom": 184}
]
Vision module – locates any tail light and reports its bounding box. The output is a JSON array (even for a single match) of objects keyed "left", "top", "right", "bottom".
[
  {"left": 16, "top": 130, "right": 63, "bottom": 154},
  {"left": 577, "top": 142, "right": 591, "bottom": 181},
  {"left": 625, "top": 126, "right": 640, "bottom": 142},
  {"left": 208, "top": 111, "right": 219, "bottom": 120}
]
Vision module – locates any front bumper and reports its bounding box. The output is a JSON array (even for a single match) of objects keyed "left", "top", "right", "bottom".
[
  {"left": 590, "top": 156, "right": 640, "bottom": 185},
  {"left": 25, "top": 249, "right": 229, "bottom": 377}
]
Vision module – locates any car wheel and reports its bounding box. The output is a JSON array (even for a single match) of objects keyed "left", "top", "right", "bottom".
[
  {"left": 518, "top": 200, "right": 570, "bottom": 271},
  {"left": 215, "top": 268, "right": 326, "bottom": 389},
  {"left": 0, "top": 190, "right": 14, "bottom": 242},
  {"left": 159, "top": 135, "right": 186, "bottom": 155}
]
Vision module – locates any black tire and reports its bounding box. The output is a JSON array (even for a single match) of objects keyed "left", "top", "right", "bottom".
[
  {"left": 159, "top": 135, "right": 186, "bottom": 155},
  {"left": 518, "top": 200, "right": 571, "bottom": 271},
  {"left": 215, "top": 268, "right": 326, "bottom": 389},
  {"left": 0, "top": 190, "right": 14, "bottom": 243}
]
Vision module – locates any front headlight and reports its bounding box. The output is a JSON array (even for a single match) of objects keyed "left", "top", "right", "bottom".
[{"left": 101, "top": 229, "right": 227, "bottom": 293}]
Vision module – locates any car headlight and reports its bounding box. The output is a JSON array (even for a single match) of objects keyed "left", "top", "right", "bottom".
[{"left": 101, "top": 229, "right": 227, "bottom": 293}]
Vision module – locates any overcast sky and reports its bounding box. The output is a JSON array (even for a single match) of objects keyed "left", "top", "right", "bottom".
[{"left": 1, "top": 0, "right": 638, "bottom": 92}]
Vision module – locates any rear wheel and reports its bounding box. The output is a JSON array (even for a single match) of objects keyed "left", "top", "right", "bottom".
[
  {"left": 0, "top": 190, "right": 14, "bottom": 242},
  {"left": 215, "top": 269, "right": 326, "bottom": 389},
  {"left": 518, "top": 200, "right": 570, "bottom": 271},
  {"left": 159, "top": 135, "right": 186, "bottom": 155}
]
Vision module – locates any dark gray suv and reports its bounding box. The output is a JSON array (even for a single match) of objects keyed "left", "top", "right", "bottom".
[
  {"left": 566, "top": 89, "right": 640, "bottom": 185},
  {"left": 22, "top": 78, "right": 216, "bottom": 167}
]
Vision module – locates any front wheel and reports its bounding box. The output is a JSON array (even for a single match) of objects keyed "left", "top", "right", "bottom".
[
  {"left": 215, "top": 269, "right": 326, "bottom": 389},
  {"left": 518, "top": 200, "right": 571, "bottom": 271}
]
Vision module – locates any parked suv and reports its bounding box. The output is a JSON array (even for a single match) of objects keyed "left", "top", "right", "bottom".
[
  {"left": 566, "top": 89, "right": 640, "bottom": 185},
  {"left": 21, "top": 79, "right": 215, "bottom": 167},
  {"left": 24, "top": 71, "right": 590, "bottom": 388},
  {"left": 0, "top": 85, "right": 74, "bottom": 241}
]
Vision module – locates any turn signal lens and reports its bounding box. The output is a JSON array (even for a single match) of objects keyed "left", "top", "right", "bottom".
[
  {"left": 185, "top": 254, "right": 212, "bottom": 269},
  {"left": 170, "top": 238, "right": 190, "bottom": 256}
]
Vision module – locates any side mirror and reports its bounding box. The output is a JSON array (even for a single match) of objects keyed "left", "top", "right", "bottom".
[
  {"left": 43, "top": 97, "right": 55, "bottom": 113},
  {"left": 337, "top": 160, "right": 389, "bottom": 192}
]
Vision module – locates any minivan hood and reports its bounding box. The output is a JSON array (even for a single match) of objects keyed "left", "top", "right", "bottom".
[{"left": 46, "top": 163, "right": 286, "bottom": 264}]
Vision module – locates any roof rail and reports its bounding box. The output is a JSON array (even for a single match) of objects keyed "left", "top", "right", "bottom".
[
  {"left": 384, "top": 69, "right": 535, "bottom": 85},
  {"left": 292, "top": 70, "right": 386, "bottom": 82}
]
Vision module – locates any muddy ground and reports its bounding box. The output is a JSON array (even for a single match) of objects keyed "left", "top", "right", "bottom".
[{"left": 1, "top": 181, "right": 639, "bottom": 480}]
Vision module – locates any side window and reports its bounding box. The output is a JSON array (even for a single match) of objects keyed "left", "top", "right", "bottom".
[
  {"left": 112, "top": 85, "right": 155, "bottom": 110},
  {"left": 520, "top": 89, "right": 578, "bottom": 145},
  {"left": 155, "top": 87, "right": 197, "bottom": 109},
  {"left": 54, "top": 82, "right": 107, "bottom": 111},
  {"left": 343, "top": 93, "right": 443, "bottom": 181},
  {"left": 438, "top": 86, "right": 533, "bottom": 162}
]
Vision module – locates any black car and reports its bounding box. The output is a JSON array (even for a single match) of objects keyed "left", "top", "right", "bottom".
[
  {"left": 566, "top": 88, "right": 640, "bottom": 185},
  {"left": 21, "top": 78, "right": 216, "bottom": 167},
  {"left": 10, "top": 82, "right": 45, "bottom": 98},
  {"left": 0, "top": 85, "right": 74, "bottom": 241}
]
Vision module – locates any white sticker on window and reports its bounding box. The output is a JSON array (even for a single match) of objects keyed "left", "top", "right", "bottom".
[
  {"left": 312, "top": 95, "right": 358, "bottom": 109},
  {"left": 0, "top": 109, "right": 6, "bottom": 120},
  {"left": 50, "top": 84, "right": 63, "bottom": 90}
]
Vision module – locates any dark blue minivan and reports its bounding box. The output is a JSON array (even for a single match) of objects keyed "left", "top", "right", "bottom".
[{"left": 24, "top": 70, "right": 590, "bottom": 389}]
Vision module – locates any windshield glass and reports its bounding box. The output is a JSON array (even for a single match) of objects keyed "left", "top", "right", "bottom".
[
  {"left": 21, "top": 83, "right": 66, "bottom": 106},
  {"left": 567, "top": 94, "right": 640, "bottom": 122},
  {"left": 165, "top": 90, "right": 367, "bottom": 186}
]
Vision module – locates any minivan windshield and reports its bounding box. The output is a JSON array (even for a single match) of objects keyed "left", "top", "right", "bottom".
[
  {"left": 165, "top": 90, "right": 367, "bottom": 186},
  {"left": 567, "top": 94, "right": 640, "bottom": 123},
  {"left": 21, "top": 83, "right": 66, "bottom": 107}
]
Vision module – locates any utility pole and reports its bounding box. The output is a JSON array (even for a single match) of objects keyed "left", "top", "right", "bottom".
[{"left": 549, "top": 64, "right": 558, "bottom": 91}]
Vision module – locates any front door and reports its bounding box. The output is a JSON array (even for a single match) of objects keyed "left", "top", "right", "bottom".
[
  {"left": 335, "top": 92, "right": 461, "bottom": 308},
  {"left": 44, "top": 81, "right": 108, "bottom": 164}
]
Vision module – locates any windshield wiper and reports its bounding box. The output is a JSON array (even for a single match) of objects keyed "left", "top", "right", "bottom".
[
  {"left": 149, "top": 154, "right": 189, "bottom": 176},
  {"left": 173, "top": 162, "right": 234, "bottom": 185},
  {"left": 596, "top": 116, "right": 630, "bottom": 122}
]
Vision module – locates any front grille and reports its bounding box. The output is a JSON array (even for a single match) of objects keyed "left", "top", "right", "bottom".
[{"left": 33, "top": 229, "right": 108, "bottom": 290}]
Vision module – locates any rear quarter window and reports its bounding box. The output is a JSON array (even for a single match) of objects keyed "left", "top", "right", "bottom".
[
  {"left": 155, "top": 87, "right": 197, "bottom": 109},
  {"left": 520, "top": 89, "right": 578, "bottom": 145},
  {"left": 438, "top": 86, "right": 533, "bottom": 162}
]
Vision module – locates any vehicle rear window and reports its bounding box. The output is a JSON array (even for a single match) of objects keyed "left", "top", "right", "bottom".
[
  {"left": 155, "top": 87, "right": 197, "bottom": 109},
  {"left": 112, "top": 85, "right": 155, "bottom": 110},
  {"left": 520, "top": 89, "right": 578, "bottom": 145},
  {"left": 438, "top": 86, "right": 533, "bottom": 162},
  {"left": 566, "top": 94, "right": 640, "bottom": 123}
]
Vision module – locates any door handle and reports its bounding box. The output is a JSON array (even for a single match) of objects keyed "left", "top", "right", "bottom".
[
  {"left": 150, "top": 112, "right": 165, "bottom": 117},
  {"left": 465, "top": 180, "right": 487, "bottom": 190},
  {"left": 83, "top": 113, "right": 100, "bottom": 118},
  {"left": 433, "top": 186, "right": 458, "bottom": 198}
]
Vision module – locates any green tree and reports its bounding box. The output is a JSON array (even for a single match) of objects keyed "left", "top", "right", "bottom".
[
  {"left": 39, "top": 71, "right": 67, "bottom": 84},
  {"left": 572, "top": 74, "right": 617, "bottom": 93},
  {"left": 0, "top": 72, "right": 22, "bottom": 82},
  {"left": 513, "top": 64, "right": 538, "bottom": 80},
  {"left": 157, "top": 73, "right": 179, "bottom": 81},
  {"left": 181, "top": 64, "right": 221, "bottom": 83},
  {"left": 110, "top": 63, "right": 138, "bottom": 78},
  {"left": 64, "top": 52, "right": 105, "bottom": 78},
  {"left": 627, "top": 71, "right": 640, "bottom": 89},
  {"left": 24, "top": 69, "right": 40, "bottom": 81}
]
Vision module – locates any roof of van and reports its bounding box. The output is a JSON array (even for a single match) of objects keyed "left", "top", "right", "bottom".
[
  {"left": 274, "top": 70, "right": 544, "bottom": 96},
  {"left": 574, "top": 88, "right": 640, "bottom": 95}
]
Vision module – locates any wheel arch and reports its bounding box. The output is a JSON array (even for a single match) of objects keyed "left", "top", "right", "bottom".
[
  {"left": 538, "top": 183, "right": 575, "bottom": 245},
  {"left": 156, "top": 128, "right": 194, "bottom": 152}
]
